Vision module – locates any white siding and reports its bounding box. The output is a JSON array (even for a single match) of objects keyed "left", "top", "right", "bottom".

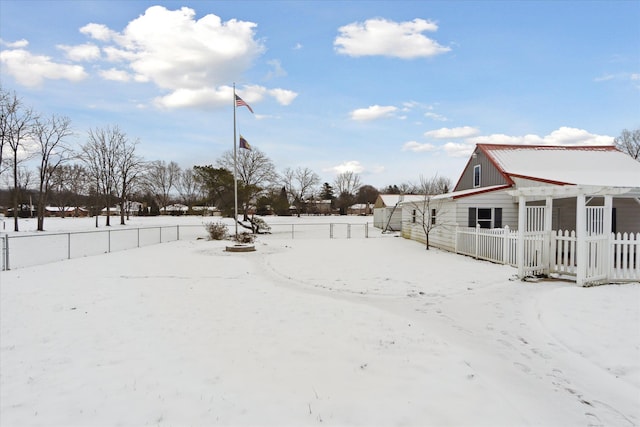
[
  {"left": 454, "top": 191, "right": 518, "bottom": 229},
  {"left": 400, "top": 190, "right": 517, "bottom": 252},
  {"left": 400, "top": 199, "right": 458, "bottom": 251}
]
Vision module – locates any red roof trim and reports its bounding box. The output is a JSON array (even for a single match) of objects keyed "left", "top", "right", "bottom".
[
  {"left": 476, "top": 143, "right": 619, "bottom": 152},
  {"left": 506, "top": 173, "right": 574, "bottom": 186},
  {"left": 451, "top": 184, "right": 513, "bottom": 199}
]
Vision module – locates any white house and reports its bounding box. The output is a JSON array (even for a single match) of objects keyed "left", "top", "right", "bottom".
[
  {"left": 401, "top": 143, "right": 640, "bottom": 285},
  {"left": 373, "top": 194, "right": 425, "bottom": 232}
]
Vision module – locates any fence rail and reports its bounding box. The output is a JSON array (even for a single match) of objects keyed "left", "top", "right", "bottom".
[
  {"left": 0, "top": 222, "right": 372, "bottom": 271},
  {"left": 455, "top": 226, "right": 640, "bottom": 283}
]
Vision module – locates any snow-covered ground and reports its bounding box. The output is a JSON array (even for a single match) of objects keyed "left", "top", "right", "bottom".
[{"left": 1, "top": 216, "right": 639, "bottom": 426}]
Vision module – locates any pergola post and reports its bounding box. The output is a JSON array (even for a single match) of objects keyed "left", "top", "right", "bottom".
[
  {"left": 543, "top": 196, "right": 553, "bottom": 275},
  {"left": 603, "top": 195, "right": 613, "bottom": 281},
  {"left": 517, "top": 195, "right": 526, "bottom": 279},
  {"left": 576, "top": 194, "right": 586, "bottom": 286}
]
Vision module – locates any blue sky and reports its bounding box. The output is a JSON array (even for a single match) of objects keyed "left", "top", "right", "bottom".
[{"left": 1, "top": 0, "right": 638, "bottom": 188}]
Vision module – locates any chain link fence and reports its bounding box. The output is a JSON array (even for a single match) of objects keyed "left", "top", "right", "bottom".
[{"left": 1, "top": 222, "right": 374, "bottom": 271}]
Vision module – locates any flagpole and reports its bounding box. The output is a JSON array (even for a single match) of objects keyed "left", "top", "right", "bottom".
[{"left": 233, "top": 83, "right": 238, "bottom": 238}]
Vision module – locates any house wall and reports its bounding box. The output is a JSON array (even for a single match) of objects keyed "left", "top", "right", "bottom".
[
  {"left": 453, "top": 191, "right": 519, "bottom": 229},
  {"left": 615, "top": 198, "right": 640, "bottom": 233},
  {"left": 400, "top": 190, "right": 518, "bottom": 252},
  {"left": 400, "top": 199, "right": 457, "bottom": 251},
  {"left": 455, "top": 149, "right": 508, "bottom": 191},
  {"left": 373, "top": 207, "right": 402, "bottom": 231}
]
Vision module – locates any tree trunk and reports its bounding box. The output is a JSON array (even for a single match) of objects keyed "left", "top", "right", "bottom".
[{"left": 12, "top": 153, "right": 18, "bottom": 232}]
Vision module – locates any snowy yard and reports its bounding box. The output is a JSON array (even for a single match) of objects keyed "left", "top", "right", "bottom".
[{"left": 1, "top": 216, "right": 639, "bottom": 426}]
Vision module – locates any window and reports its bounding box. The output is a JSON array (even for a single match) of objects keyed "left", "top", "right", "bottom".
[
  {"left": 473, "top": 165, "right": 481, "bottom": 188},
  {"left": 431, "top": 208, "right": 436, "bottom": 226},
  {"left": 468, "top": 207, "right": 502, "bottom": 228},
  {"left": 411, "top": 209, "right": 417, "bottom": 224}
]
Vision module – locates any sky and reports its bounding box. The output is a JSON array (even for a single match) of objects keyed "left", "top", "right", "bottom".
[{"left": 1, "top": 0, "right": 639, "bottom": 189}]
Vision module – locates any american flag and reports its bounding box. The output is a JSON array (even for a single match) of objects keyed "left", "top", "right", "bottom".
[{"left": 235, "top": 94, "right": 254, "bottom": 114}]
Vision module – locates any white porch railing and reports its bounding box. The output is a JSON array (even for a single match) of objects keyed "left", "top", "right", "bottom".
[
  {"left": 455, "top": 227, "right": 640, "bottom": 284},
  {"left": 455, "top": 225, "right": 518, "bottom": 266}
]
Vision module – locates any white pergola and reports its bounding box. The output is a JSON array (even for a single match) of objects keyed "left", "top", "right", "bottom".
[{"left": 508, "top": 185, "right": 637, "bottom": 286}]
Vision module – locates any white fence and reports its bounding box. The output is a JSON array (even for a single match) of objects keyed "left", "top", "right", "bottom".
[
  {"left": 455, "top": 225, "right": 518, "bottom": 265},
  {"left": 455, "top": 226, "right": 640, "bottom": 284}
]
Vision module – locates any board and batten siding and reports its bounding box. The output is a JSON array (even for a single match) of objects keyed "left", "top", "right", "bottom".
[
  {"left": 614, "top": 198, "right": 640, "bottom": 233},
  {"left": 455, "top": 149, "right": 508, "bottom": 191}
]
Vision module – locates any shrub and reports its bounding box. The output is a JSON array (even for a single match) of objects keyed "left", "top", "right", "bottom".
[
  {"left": 205, "top": 221, "right": 228, "bottom": 240},
  {"left": 250, "top": 216, "right": 271, "bottom": 234},
  {"left": 234, "top": 232, "right": 256, "bottom": 244}
]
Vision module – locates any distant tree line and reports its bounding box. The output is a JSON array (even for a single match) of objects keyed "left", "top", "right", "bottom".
[
  {"left": 5, "top": 87, "right": 635, "bottom": 232},
  {"left": 0, "top": 88, "right": 386, "bottom": 231}
]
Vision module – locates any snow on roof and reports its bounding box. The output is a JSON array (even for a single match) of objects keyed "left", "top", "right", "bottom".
[
  {"left": 379, "top": 195, "right": 427, "bottom": 206},
  {"left": 479, "top": 144, "right": 640, "bottom": 188}
]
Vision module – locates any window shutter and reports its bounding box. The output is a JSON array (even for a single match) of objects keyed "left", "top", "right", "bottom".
[
  {"left": 468, "top": 207, "right": 477, "bottom": 227},
  {"left": 494, "top": 208, "right": 502, "bottom": 228}
]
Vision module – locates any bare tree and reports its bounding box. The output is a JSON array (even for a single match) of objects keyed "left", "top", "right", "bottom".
[
  {"left": 282, "top": 167, "right": 320, "bottom": 216},
  {"left": 114, "top": 137, "right": 144, "bottom": 224},
  {"left": 81, "top": 126, "right": 126, "bottom": 226},
  {"left": 0, "top": 87, "right": 11, "bottom": 177},
  {"left": 334, "top": 171, "right": 362, "bottom": 215},
  {"left": 50, "top": 164, "right": 89, "bottom": 216},
  {"left": 144, "top": 160, "right": 181, "bottom": 214},
  {"left": 217, "top": 148, "right": 279, "bottom": 220},
  {"left": 405, "top": 174, "right": 449, "bottom": 250},
  {"left": 176, "top": 167, "right": 200, "bottom": 213},
  {"left": 614, "top": 128, "right": 640, "bottom": 161},
  {"left": 32, "top": 114, "right": 74, "bottom": 230},
  {"left": 333, "top": 171, "right": 361, "bottom": 196},
  {"left": 2, "top": 90, "right": 36, "bottom": 231}
]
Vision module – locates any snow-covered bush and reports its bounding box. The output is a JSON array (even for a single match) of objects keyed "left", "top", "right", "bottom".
[
  {"left": 234, "top": 232, "right": 255, "bottom": 244},
  {"left": 205, "top": 221, "right": 228, "bottom": 240}
]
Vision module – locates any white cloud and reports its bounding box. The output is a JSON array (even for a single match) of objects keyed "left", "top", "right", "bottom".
[
  {"left": 425, "top": 112, "right": 448, "bottom": 121},
  {"left": 265, "top": 59, "right": 287, "bottom": 80},
  {"left": 402, "top": 141, "right": 436, "bottom": 152},
  {"left": 443, "top": 142, "right": 474, "bottom": 158},
  {"left": 1, "top": 38, "right": 29, "bottom": 48},
  {"left": 594, "top": 74, "right": 615, "bottom": 82},
  {"left": 631, "top": 73, "right": 639, "bottom": 81},
  {"left": 543, "top": 127, "right": 613, "bottom": 145},
  {"left": 154, "top": 86, "right": 232, "bottom": 109},
  {"left": 57, "top": 43, "right": 101, "bottom": 61},
  {"left": 466, "top": 127, "right": 613, "bottom": 146},
  {"left": 350, "top": 105, "right": 397, "bottom": 121},
  {"left": 268, "top": 88, "right": 298, "bottom": 105},
  {"left": 80, "top": 6, "right": 275, "bottom": 108},
  {"left": 425, "top": 126, "right": 480, "bottom": 139},
  {"left": 0, "top": 49, "right": 87, "bottom": 87},
  {"left": 293, "top": 43, "right": 303, "bottom": 50},
  {"left": 329, "top": 160, "right": 365, "bottom": 174},
  {"left": 79, "top": 23, "right": 119, "bottom": 42},
  {"left": 99, "top": 68, "right": 132, "bottom": 82},
  {"left": 334, "top": 18, "right": 450, "bottom": 59}
]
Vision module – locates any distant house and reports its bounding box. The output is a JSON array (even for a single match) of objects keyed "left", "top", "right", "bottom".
[
  {"left": 400, "top": 144, "right": 640, "bottom": 285},
  {"left": 307, "top": 199, "right": 333, "bottom": 215},
  {"left": 102, "top": 202, "right": 143, "bottom": 216},
  {"left": 45, "top": 206, "right": 89, "bottom": 218},
  {"left": 164, "top": 204, "right": 188, "bottom": 215},
  {"left": 373, "top": 194, "right": 424, "bottom": 232},
  {"left": 348, "top": 203, "right": 371, "bottom": 216}
]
